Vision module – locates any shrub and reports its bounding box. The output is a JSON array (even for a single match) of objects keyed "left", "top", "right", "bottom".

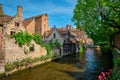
[
  {"left": 33, "top": 34, "right": 42, "bottom": 45},
  {"left": 96, "top": 41, "right": 111, "bottom": 53},
  {"left": 12, "top": 31, "right": 33, "bottom": 47},
  {"left": 12, "top": 31, "right": 42, "bottom": 47},
  {"left": 42, "top": 44, "right": 52, "bottom": 55},
  {"left": 54, "top": 40, "right": 61, "bottom": 49}
]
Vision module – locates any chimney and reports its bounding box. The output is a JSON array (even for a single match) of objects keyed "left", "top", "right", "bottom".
[
  {"left": 17, "top": 5, "right": 22, "bottom": 19},
  {"left": 0, "top": 4, "right": 3, "bottom": 14}
]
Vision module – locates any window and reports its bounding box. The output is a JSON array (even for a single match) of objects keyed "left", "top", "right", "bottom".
[
  {"left": 15, "top": 22, "right": 19, "bottom": 27},
  {"left": 11, "top": 31, "right": 15, "bottom": 35},
  {"left": 53, "top": 33, "right": 56, "bottom": 38},
  {"left": 29, "top": 44, "right": 34, "bottom": 51}
]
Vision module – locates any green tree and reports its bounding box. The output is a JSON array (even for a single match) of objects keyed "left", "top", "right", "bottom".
[{"left": 72, "top": 0, "right": 120, "bottom": 43}]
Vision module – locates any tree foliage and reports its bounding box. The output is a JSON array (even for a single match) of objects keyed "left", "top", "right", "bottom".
[{"left": 72, "top": 0, "right": 120, "bottom": 43}]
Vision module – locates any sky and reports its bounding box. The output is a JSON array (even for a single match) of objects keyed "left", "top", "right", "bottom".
[{"left": 0, "top": 0, "right": 77, "bottom": 28}]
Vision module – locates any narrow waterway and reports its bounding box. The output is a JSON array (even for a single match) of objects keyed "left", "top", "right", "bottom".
[{"left": 1, "top": 48, "right": 113, "bottom": 80}]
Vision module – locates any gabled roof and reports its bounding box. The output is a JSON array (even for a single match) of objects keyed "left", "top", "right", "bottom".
[
  {"left": 57, "top": 28, "right": 68, "bottom": 35},
  {"left": 45, "top": 29, "right": 53, "bottom": 38},
  {"left": 70, "top": 38, "right": 79, "bottom": 43},
  {"left": 45, "top": 27, "right": 79, "bottom": 38},
  {"left": 23, "top": 14, "right": 47, "bottom": 27},
  {"left": 23, "top": 18, "right": 34, "bottom": 27}
]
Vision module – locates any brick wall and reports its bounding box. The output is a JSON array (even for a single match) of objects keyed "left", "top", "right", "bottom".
[
  {"left": 26, "top": 19, "right": 35, "bottom": 34},
  {"left": 35, "top": 16, "right": 42, "bottom": 35},
  {"left": 35, "top": 14, "right": 50, "bottom": 36}
]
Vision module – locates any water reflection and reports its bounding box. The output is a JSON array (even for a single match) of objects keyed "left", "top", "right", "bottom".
[{"left": 0, "top": 48, "right": 113, "bottom": 80}]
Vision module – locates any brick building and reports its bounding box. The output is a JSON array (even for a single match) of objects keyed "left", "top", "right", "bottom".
[
  {"left": 0, "top": 4, "right": 26, "bottom": 74},
  {"left": 23, "top": 14, "right": 50, "bottom": 36},
  {"left": 0, "top": 4, "right": 48, "bottom": 74}
]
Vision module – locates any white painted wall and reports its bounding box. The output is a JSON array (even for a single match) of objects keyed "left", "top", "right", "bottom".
[{"left": 46, "top": 28, "right": 64, "bottom": 46}]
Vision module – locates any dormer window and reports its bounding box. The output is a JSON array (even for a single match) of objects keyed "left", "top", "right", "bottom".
[{"left": 15, "top": 22, "right": 19, "bottom": 27}]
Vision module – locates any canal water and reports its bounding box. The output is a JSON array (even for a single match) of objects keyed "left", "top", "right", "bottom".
[{"left": 1, "top": 48, "right": 113, "bottom": 80}]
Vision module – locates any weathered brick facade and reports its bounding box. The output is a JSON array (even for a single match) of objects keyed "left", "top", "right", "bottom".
[
  {"left": 0, "top": 4, "right": 48, "bottom": 74},
  {"left": 23, "top": 14, "right": 50, "bottom": 36},
  {"left": 23, "top": 18, "right": 35, "bottom": 34}
]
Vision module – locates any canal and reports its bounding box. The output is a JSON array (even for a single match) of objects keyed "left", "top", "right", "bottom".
[{"left": 1, "top": 48, "right": 113, "bottom": 80}]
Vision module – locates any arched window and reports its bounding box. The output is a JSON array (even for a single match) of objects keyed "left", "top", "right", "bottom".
[{"left": 53, "top": 33, "right": 56, "bottom": 38}]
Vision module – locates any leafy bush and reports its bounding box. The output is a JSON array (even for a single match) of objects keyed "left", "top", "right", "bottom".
[
  {"left": 12, "top": 31, "right": 42, "bottom": 46},
  {"left": 33, "top": 34, "right": 42, "bottom": 45},
  {"left": 114, "top": 58, "right": 120, "bottom": 66},
  {"left": 42, "top": 44, "right": 52, "bottom": 55},
  {"left": 12, "top": 31, "right": 33, "bottom": 46},
  {"left": 96, "top": 41, "right": 111, "bottom": 53},
  {"left": 49, "top": 40, "right": 53, "bottom": 47},
  {"left": 54, "top": 40, "right": 61, "bottom": 49},
  {"left": 79, "top": 44, "right": 84, "bottom": 54}
]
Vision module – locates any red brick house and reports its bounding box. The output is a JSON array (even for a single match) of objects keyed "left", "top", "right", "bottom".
[{"left": 23, "top": 14, "right": 50, "bottom": 36}]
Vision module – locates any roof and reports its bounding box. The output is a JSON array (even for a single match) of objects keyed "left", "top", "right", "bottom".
[
  {"left": 23, "top": 14, "right": 47, "bottom": 27},
  {"left": 57, "top": 28, "right": 68, "bottom": 35},
  {"left": 45, "top": 29, "right": 53, "bottom": 38},
  {"left": 0, "top": 14, "right": 12, "bottom": 26},
  {"left": 0, "top": 4, "right": 12, "bottom": 26},
  {"left": 23, "top": 18, "right": 34, "bottom": 27},
  {"left": 45, "top": 27, "right": 80, "bottom": 38}
]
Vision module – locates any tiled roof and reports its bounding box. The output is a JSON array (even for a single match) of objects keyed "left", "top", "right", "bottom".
[
  {"left": 70, "top": 38, "right": 78, "bottom": 43},
  {"left": 45, "top": 29, "right": 53, "bottom": 37},
  {"left": 0, "top": 5, "right": 12, "bottom": 26},
  {"left": 0, "top": 14, "right": 12, "bottom": 26},
  {"left": 23, "top": 18, "right": 34, "bottom": 27},
  {"left": 57, "top": 28, "right": 68, "bottom": 35},
  {"left": 23, "top": 14, "right": 47, "bottom": 27}
]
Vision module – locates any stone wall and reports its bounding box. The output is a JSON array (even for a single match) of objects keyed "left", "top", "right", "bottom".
[{"left": 5, "top": 37, "right": 47, "bottom": 63}]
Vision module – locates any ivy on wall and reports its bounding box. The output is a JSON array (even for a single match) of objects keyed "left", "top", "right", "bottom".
[{"left": 12, "top": 31, "right": 42, "bottom": 47}]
